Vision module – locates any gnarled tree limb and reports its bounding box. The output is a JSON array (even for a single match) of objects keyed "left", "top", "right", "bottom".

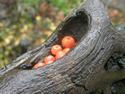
[{"left": 0, "top": 0, "right": 125, "bottom": 94}]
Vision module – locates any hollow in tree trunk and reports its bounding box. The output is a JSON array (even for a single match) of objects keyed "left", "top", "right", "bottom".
[{"left": 0, "top": 0, "right": 125, "bottom": 94}]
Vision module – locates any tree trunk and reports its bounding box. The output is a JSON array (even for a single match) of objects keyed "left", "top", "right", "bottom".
[{"left": 0, "top": 0, "right": 125, "bottom": 94}]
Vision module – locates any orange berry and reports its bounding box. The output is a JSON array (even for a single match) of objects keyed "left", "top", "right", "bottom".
[
  {"left": 63, "top": 48, "right": 70, "bottom": 54},
  {"left": 44, "top": 55, "right": 55, "bottom": 64},
  {"left": 55, "top": 51, "right": 66, "bottom": 60},
  {"left": 45, "top": 60, "right": 54, "bottom": 65},
  {"left": 51, "top": 45, "right": 62, "bottom": 55},
  {"left": 34, "top": 62, "right": 45, "bottom": 69},
  {"left": 62, "top": 36, "right": 75, "bottom": 48}
]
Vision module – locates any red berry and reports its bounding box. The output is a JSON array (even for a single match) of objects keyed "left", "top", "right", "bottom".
[
  {"left": 45, "top": 60, "right": 54, "bottom": 65},
  {"left": 55, "top": 51, "right": 66, "bottom": 60},
  {"left": 34, "top": 62, "right": 45, "bottom": 69},
  {"left": 62, "top": 36, "right": 75, "bottom": 48},
  {"left": 44, "top": 55, "right": 55, "bottom": 64},
  {"left": 63, "top": 48, "right": 70, "bottom": 54},
  {"left": 51, "top": 45, "right": 62, "bottom": 55}
]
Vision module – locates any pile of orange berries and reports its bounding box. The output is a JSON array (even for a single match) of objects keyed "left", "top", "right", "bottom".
[{"left": 34, "top": 36, "right": 76, "bottom": 69}]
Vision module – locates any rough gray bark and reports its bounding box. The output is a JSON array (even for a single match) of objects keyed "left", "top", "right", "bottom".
[{"left": 0, "top": 0, "right": 125, "bottom": 94}]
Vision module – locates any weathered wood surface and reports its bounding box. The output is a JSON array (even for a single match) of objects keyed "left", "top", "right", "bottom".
[{"left": 0, "top": 0, "right": 125, "bottom": 93}]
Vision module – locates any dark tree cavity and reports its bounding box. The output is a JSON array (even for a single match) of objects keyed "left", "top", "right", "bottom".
[{"left": 0, "top": 0, "right": 125, "bottom": 94}]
